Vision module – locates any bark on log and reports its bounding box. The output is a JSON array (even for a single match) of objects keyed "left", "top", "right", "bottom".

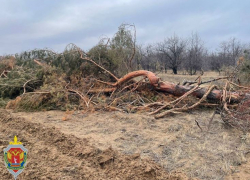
[
  {"left": 109, "top": 70, "right": 242, "bottom": 103},
  {"left": 156, "top": 82, "right": 241, "bottom": 103}
]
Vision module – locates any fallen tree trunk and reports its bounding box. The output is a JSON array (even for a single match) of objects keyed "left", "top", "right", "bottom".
[
  {"left": 156, "top": 81, "right": 241, "bottom": 103},
  {"left": 80, "top": 50, "right": 243, "bottom": 103},
  {"left": 100, "top": 70, "right": 242, "bottom": 103}
]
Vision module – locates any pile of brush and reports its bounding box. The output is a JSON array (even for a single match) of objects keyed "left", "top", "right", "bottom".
[{"left": 1, "top": 44, "right": 250, "bottom": 132}]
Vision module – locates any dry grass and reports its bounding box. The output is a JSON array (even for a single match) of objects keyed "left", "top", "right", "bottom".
[
  {"left": 158, "top": 71, "right": 226, "bottom": 88},
  {"left": 14, "top": 109, "right": 250, "bottom": 180}
]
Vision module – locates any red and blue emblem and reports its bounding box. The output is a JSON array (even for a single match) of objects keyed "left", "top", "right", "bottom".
[{"left": 3, "top": 136, "right": 28, "bottom": 180}]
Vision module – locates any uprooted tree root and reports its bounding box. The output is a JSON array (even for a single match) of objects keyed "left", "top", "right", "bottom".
[{"left": 2, "top": 44, "right": 250, "bottom": 131}]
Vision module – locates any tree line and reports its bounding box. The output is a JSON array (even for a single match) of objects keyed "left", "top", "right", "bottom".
[
  {"left": 88, "top": 24, "right": 249, "bottom": 76},
  {"left": 1, "top": 24, "right": 249, "bottom": 78}
]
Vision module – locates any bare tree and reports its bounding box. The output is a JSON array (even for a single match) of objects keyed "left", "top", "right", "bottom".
[
  {"left": 109, "top": 23, "right": 136, "bottom": 76},
  {"left": 184, "top": 33, "right": 205, "bottom": 75},
  {"left": 140, "top": 44, "right": 159, "bottom": 72},
  {"left": 133, "top": 44, "right": 143, "bottom": 70},
  {"left": 157, "top": 35, "right": 186, "bottom": 74},
  {"left": 219, "top": 37, "right": 243, "bottom": 66},
  {"left": 208, "top": 52, "right": 223, "bottom": 75},
  {"left": 156, "top": 48, "right": 167, "bottom": 73}
]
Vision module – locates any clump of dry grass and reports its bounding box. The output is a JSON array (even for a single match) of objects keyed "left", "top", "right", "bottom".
[
  {"left": 222, "top": 95, "right": 250, "bottom": 132},
  {"left": 147, "top": 110, "right": 250, "bottom": 179}
]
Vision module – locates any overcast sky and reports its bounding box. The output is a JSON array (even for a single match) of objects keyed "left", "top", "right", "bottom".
[{"left": 0, "top": 0, "right": 249, "bottom": 55}]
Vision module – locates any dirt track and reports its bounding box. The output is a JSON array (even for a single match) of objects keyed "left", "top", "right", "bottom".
[{"left": 0, "top": 109, "right": 188, "bottom": 180}]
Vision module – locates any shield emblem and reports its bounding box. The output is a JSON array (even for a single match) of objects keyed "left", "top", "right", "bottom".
[{"left": 3, "top": 136, "right": 28, "bottom": 180}]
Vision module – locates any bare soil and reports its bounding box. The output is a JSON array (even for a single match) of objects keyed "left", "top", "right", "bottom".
[
  {"left": 1, "top": 108, "right": 250, "bottom": 179},
  {"left": 0, "top": 109, "right": 188, "bottom": 180}
]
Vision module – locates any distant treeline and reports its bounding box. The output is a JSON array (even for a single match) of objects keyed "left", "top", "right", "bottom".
[{"left": 1, "top": 24, "right": 250, "bottom": 77}]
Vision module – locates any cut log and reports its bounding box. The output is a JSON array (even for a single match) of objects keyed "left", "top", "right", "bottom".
[
  {"left": 106, "top": 70, "right": 242, "bottom": 103},
  {"left": 156, "top": 82, "right": 241, "bottom": 103}
]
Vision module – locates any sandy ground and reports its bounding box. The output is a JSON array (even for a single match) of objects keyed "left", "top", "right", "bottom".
[{"left": 0, "top": 108, "right": 249, "bottom": 180}]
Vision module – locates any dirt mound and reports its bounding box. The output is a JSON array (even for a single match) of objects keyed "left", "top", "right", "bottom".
[
  {"left": 0, "top": 109, "right": 187, "bottom": 180},
  {"left": 9, "top": 109, "right": 250, "bottom": 180}
]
